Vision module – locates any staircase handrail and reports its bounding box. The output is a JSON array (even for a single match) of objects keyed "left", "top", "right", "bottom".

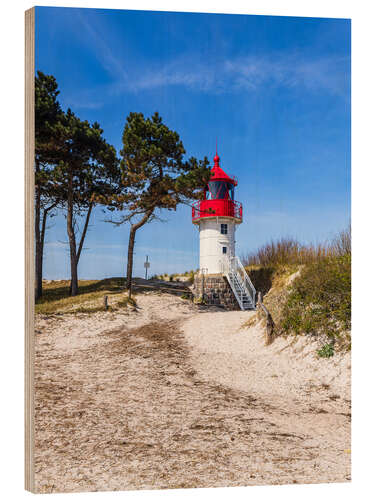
[
  {"left": 220, "top": 255, "right": 256, "bottom": 310},
  {"left": 230, "top": 256, "right": 256, "bottom": 303},
  {"left": 220, "top": 256, "right": 243, "bottom": 308}
]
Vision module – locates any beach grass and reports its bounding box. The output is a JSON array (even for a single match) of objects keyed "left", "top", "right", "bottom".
[
  {"left": 35, "top": 278, "right": 134, "bottom": 315},
  {"left": 243, "top": 227, "right": 351, "bottom": 351}
]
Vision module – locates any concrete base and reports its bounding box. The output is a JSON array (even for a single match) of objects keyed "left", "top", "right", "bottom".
[{"left": 192, "top": 274, "right": 239, "bottom": 310}]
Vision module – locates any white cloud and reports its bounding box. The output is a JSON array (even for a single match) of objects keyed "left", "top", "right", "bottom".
[
  {"left": 74, "top": 13, "right": 349, "bottom": 100},
  {"left": 61, "top": 97, "right": 105, "bottom": 110},
  {"left": 129, "top": 54, "right": 349, "bottom": 98},
  {"left": 76, "top": 11, "right": 129, "bottom": 84}
]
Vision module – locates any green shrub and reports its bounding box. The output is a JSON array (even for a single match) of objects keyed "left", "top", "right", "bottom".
[
  {"left": 194, "top": 296, "right": 206, "bottom": 305},
  {"left": 280, "top": 255, "right": 351, "bottom": 345},
  {"left": 317, "top": 343, "right": 335, "bottom": 358}
]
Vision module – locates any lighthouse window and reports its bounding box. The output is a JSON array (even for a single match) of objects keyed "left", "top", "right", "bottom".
[
  {"left": 221, "top": 224, "right": 228, "bottom": 235},
  {"left": 222, "top": 246, "right": 227, "bottom": 254},
  {"left": 208, "top": 181, "right": 230, "bottom": 199}
]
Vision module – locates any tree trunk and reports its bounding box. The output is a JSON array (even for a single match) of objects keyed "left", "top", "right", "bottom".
[
  {"left": 36, "top": 198, "right": 57, "bottom": 299},
  {"left": 35, "top": 162, "right": 61, "bottom": 298},
  {"left": 67, "top": 202, "right": 94, "bottom": 296},
  {"left": 35, "top": 180, "right": 42, "bottom": 300},
  {"left": 126, "top": 226, "right": 136, "bottom": 298},
  {"left": 67, "top": 174, "right": 78, "bottom": 296},
  {"left": 35, "top": 241, "right": 43, "bottom": 299},
  {"left": 77, "top": 202, "right": 93, "bottom": 264},
  {"left": 69, "top": 255, "right": 79, "bottom": 297},
  {"left": 126, "top": 211, "right": 152, "bottom": 298}
]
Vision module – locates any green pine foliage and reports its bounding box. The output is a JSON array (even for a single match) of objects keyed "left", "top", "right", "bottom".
[
  {"left": 35, "top": 72, "right": 121, "bottom": 297},
  {"left": 110, "top": 111, "right": 211, "bottom": 296},
  {"left": 35, "top": 71, "right": 64, "bottom": 299}
]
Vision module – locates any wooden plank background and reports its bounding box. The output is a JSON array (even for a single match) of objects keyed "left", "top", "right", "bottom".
[{"left": 25, "top": 7, "right": 35, "bottom": 493}]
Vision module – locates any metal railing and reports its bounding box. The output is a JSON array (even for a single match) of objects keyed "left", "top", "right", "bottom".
[
  {"left": 231, "top": 256, "right": 256, "bottom": 305},
  {"left": 221, "top": 255, "right": 256, "bottom": 310},
  {"left": 192, "top": 199, "right": 243, "bottom": 222}
]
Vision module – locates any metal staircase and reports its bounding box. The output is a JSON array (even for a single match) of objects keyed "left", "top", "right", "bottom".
[{"left": 222, "top": 256, "right": 256, "bottom": 310}]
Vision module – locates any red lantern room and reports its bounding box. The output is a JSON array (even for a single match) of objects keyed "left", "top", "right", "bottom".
[{"left": 192, "top": 152, "right": 243, "bottom": 224}]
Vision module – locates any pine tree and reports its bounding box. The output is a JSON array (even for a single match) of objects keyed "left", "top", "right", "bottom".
[
  {"left": 111, "top": 112, "right": 211, "bottom": 297},
  {"left": 53, "top": 110, "right": 120, "bottom": 296},
  {"left": 35, "top": 71, "right": 64, "bottom": 299}
]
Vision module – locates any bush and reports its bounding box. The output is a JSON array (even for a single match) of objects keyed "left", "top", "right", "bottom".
[
  {"left": 279, "top": 254, "right": 351, "bottom": 345},
  {"left": 317, "top": 343, "right": 335, "bottom": 358}
]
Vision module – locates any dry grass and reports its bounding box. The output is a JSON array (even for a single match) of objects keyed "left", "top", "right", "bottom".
[
  {"left": 242, "top": 227, "right": 351, "bottom": 350},
  {"left": 243, "top": 227, "right": 351, "bottom": 268},
  {"left": 36, "top": 278, "right": 134, "bottom": 315},
  {"left": 36, "top": 277, "right": 192, "bottom": 315},
  {"left": 246, "top": 255, "right": 351, "bottom": 351},
  {"left": 279, "top": 255, "right": 351, "bottom": 349}
]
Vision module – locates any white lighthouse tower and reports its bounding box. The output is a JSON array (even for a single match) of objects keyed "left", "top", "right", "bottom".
[
  {"left": 192, "top": 149, "right": 256, "bottom": 310},
  {"left": 192, "top": 150, "right": 242, "bottom": 273}
]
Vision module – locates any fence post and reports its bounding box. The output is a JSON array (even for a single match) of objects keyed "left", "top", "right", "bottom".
[
  {"left": 256, "top": 291, "right": 274, "bottom": 345},
  {"left": 103, "top": 295, "right": 108, "bottom": 311}
]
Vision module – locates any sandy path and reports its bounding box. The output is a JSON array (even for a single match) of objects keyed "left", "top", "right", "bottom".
[
  {"left": 183, "top": 310, "right": 351, "bottom": 402},
  {"left": 183, "top": 310, "right": 351, "bottom": 483},
  {"left": 34, "top": 293, "right": 350, "bottom": 493}
]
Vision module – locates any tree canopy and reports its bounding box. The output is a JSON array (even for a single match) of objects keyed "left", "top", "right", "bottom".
[
  {"left": 52, "top": 109, "right": 120, "bottom": 295},
  {"left": 35, "top": 71, "right": 120, "bottom": 297},
  {"left": 35, "top": 71, "right": 64, "bottom": 298},
  {"left": 35, "top": 76, "right": 209, "bottom": 299},
  {"left": 111, "top": 112, "right": 211, "bottom": 294},
  {"left": 117, "top": 111, "right": 210, "bottom": 214}
]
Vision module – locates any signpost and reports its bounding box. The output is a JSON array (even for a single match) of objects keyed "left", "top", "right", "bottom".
[{"left": 144, "top": 255, "right": 150, "bottom": 280}]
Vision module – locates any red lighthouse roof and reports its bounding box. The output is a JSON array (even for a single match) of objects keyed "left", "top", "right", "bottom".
[
  {"left": 210, "top": 152, "right": 237, "bottom": 186},
  {"left": 191, "top": 146, "right": 242, "bottom": 224}
]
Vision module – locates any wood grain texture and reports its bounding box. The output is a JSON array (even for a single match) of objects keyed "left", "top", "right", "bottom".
[{"left": 25, "top": 7, "right": 35, "bottom": 493}]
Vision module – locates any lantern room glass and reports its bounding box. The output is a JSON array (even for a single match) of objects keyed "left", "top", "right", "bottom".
[{"left": 206, "top": 181, "right": 235, "bottom": 200}]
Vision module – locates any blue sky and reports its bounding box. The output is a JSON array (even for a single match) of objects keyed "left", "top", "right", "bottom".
[{"left": 35, "top": 7, "right": 351, "bottom": 279}]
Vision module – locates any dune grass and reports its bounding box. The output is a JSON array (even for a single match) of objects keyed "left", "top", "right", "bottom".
[
  {"left": 36, "top": 278, "right": 135, "bottom": 315},
  {"left": 243, "top": 227, "right": 351, "bottom": 268},
  {"left": 244, "top": 227, "right": 351, "bottom": 351},
  {"left": 279, "top": 254, "right": 351, "bottom": 348}
]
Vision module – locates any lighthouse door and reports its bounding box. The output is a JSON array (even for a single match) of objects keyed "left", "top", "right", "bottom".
[{"left": 218, "top": 241, "right": 230, "bottom": 273}]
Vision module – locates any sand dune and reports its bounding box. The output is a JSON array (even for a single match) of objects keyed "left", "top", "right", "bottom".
[{"left": 34, "top": 292, "right": 350, "bottom": 493}]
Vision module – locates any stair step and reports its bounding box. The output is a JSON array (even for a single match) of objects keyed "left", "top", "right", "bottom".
[{"left": 226, "top": 268, "right": 256, "bottom": 310}]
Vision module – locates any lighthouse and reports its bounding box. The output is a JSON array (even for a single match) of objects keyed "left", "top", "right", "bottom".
[
  {"left": 192, "top": 150, "right": 242, "bottom": 273},
  {"left": 192, "top": 149, "right": 256, "bottom": 310}
]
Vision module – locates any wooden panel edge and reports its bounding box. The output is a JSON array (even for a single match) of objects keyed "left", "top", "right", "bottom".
[{"left": 25, "top": 6, "right": 35, "bottom": 494}]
